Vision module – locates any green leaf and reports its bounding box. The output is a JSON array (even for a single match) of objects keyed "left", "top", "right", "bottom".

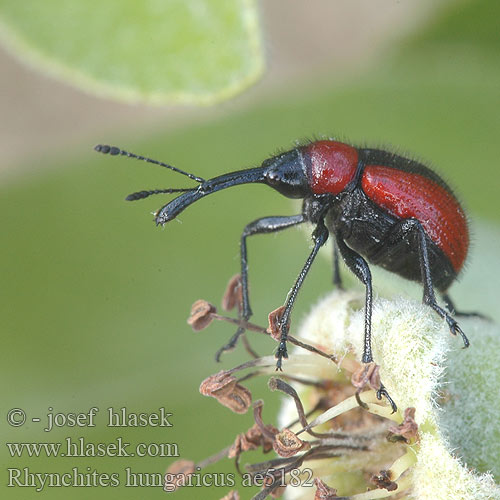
[
  {"left": 0, "top": 0, "right": 263, "bottom": 104},
  {"left": 409, "top": 0, "right": 500, "bottom": 54}
]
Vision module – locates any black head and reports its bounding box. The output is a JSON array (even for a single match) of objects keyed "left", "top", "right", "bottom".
[{"left": 261, "top": 148, "right": 309, "bottom": 199}]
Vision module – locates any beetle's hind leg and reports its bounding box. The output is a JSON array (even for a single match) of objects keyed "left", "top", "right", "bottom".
[
  {"left": 214, "top": 214, "right": 305, "bottom": 361},
  {"left": 410, "top": 220, "right": 470, "bottom": 348},
  {"left": 441, "top": 293, "right": 488, "bottom": 320}
]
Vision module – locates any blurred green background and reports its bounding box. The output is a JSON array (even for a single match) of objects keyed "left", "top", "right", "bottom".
[{"left": 1, "top": 1, "right": 500, "bottom": 499}]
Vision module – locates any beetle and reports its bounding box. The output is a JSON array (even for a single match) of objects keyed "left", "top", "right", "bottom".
[{"left": 95, "top": 140, "right": 472, "bottom": 410}]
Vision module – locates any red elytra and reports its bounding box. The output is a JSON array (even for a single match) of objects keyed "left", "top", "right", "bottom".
[{"left": 362, "top": 166, "right": 468, "bottom": 273}]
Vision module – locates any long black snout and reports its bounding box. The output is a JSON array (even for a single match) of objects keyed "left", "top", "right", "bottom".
[{"left": 154, "top": 167, "right": 267, "bottom": 225}]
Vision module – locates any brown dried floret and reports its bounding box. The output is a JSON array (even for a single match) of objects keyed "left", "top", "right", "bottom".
[
  {"left": 187, "top": 299, "right": 217, "bottom": 331},
  {"left": 164, "top": 459, "right": 195, "bottom": 492},
  {"left": 267, "top": 306, "right": 286, "bottom": 340},
  {"left": 228, "top": 423, "right": 278, "bottom": 458},
  {"left": 273, "top": 428, "right": 311, "bottom": 458},
  {"left": 387, "top": 407, "right": 419, "bottom": 443},
  {"left": 222, "top": 274, "right": 243, "bottom": 312},
  {"left": 371, "top": 469, "right": 398, "bottom": 491},
  {"left": 351, "top": 361, "right": 381, "bottom": 391},
  {"left": 314, "top": 478, "right": 339, "bottom": 499},
  {"left": 200, "top": 371, "right": 252, "bottom": 414}
]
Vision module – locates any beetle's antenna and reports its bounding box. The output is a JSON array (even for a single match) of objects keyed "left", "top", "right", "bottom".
[
  {"left": 94, "top": 144, "right": 206, "bottom": 183},
  {"left": 126, "top": 188, "right": 193, "bottom": 201}
]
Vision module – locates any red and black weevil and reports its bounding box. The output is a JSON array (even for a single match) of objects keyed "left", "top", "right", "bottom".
[{"left": 96, "top": 140, "right": 473, "bottom": 411}]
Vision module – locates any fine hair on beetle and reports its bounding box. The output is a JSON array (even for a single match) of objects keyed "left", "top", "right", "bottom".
[{"left": 96, "top": 139, "right": 481, "bottom": 412}]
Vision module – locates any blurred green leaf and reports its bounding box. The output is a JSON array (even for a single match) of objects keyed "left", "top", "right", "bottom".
[
  {"left": 410, "top": 0, "right": 500, "bottom": 53},
  {"left": 0, "top": 0, "right": 263, "bottom": 104}
]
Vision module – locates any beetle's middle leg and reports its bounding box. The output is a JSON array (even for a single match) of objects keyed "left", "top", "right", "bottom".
[
  {"left": 335, "top": 234, "right": 397, "bottom": 413},
  {"left": 215, "top": 214, "right": 305, "bottom": 361},
  {"left": 333, "top": 242, "right": 343, "bottom": 288}
]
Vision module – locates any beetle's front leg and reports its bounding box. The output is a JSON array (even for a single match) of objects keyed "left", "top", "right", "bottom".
[
  {"left": 215, "top": 214, "right": 305, "bottom": 361},
  {"left": 275, "top": 220, "right": 329, "bottom": 369}
]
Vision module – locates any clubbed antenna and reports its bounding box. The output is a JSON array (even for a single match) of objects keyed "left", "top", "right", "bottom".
[
  {"left": 94, "top": 144, "right": 206, "bottom": 183},
  {"left": 126, "top": 188, "right": 193, "bottom": 201}
]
